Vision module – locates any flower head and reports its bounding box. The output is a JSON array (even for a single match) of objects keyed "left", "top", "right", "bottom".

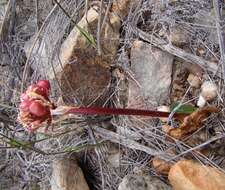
[{"left": 18, "top": 80, "right": 54, "bottom": 132}]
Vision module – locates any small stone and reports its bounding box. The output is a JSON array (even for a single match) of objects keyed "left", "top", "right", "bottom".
[
  {"left": 118, "top": 174, "right": 171, "bottom": 190},
  {"left": 187, "top": 73, "right": 202, "bottom": 88}
]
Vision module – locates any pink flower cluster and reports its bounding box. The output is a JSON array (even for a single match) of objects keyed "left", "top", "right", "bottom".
[{"left": 18, "top": 80, "right": 54, "bottom": 132}]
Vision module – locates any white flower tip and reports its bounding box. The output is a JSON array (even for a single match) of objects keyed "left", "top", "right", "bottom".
[{"left": 197, "top": 95, "right": 206, "bottom": 107}]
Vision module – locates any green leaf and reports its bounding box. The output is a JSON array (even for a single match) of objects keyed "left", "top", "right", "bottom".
[
  {"left": 8, "top": 139, "right": 26, "bottom": 148},
  {"left": 64, "top": 142, "right": 102, "bottom": 153},
  {"left": 76, "top": 25, "right": 97, "bottom": 47},
  {"left": 53, "top": 0, "right": 96, "bottom": 48},
  {"left": 170, "top": 102, "right": 197, "bottom": 114}
]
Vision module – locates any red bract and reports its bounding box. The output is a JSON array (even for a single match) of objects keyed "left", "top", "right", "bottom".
[
  {"left": 29, "top": 101, "right": 48, "bottom": 117},
  {"left": 37, "top": 80, "right": 50, "bottom": 91},
  {"left": 19, "top": 100, "right": 31, "bottom": 112}
]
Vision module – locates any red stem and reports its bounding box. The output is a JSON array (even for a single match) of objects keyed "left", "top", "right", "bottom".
[{"left": 66, "top": 107, "right": 188, "bottom": 118}]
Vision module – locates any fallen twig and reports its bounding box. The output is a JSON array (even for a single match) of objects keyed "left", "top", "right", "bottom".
[
  {"left": 213, "top": 0, "right": 225, "bottom": 80},
  {"left": 93, "top": 125, "right": 167, "bottom": 158},
  {"left": 135, "top": 28, "right": 221, "bottom": 77}
]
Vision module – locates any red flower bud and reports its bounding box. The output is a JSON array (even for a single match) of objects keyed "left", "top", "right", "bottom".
[
  {"left": 29, "top": 101, "right": 47, "bottom": 117},
  {"left": 19, "top": 100, "right": 31, "bottom": 112},
  {"left": 26, "top": 84, "right": 48, "bottom": 98},
  {"left": 37, "top": 80, "right": 50, "bottom": 90}
]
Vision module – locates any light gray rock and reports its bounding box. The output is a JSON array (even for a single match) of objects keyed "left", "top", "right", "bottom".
[
  {"left": 51, "top": 158, "right": 90, "bottom": 190},
  {"left": 128, "top": 40, "right": 173, "bottom": 108},
  {"left": 118, "top": 174, "right": 171, "bottom": 190}
]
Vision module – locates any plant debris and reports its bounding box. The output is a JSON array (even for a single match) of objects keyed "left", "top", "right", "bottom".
[{"left": 163, "top": 106, "right": 219, "bottom": 140}]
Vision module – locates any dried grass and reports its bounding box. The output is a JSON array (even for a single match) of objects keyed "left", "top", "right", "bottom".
[{"left": 0, "top": 0, "right": 225, "bottom": 190}]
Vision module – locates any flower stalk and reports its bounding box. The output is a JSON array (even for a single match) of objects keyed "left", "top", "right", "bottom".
[{"left": 18, "top": 80, "right": 189, "bottom": 132}]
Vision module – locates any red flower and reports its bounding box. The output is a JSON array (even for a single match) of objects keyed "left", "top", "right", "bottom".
[{"left": 18, "top": 80, "right": 53, "bottom": 132}]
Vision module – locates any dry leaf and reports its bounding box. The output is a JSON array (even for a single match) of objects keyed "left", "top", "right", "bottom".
[
  {"left": 152, "top": 157, "right": 172, "bottom": 175},
  {"left": 165, "top": 106, "right": 219, "bottom": 139},
  {"left": 168, "top": 160, "right": 225, "bottom": 190}
]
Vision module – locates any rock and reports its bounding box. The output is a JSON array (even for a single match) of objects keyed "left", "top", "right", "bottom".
[
  {"left": 168, "top": 160, "right": 225, "bottom": 190},
  {"left": 169, "top": 25, "right": 189, "bottom": 47},
  {"left": 51, "top": 157, "right": 90, "bottom": 190},
  {"left": 128, "top": 40, "right": 173, "bottom": 108},
  {"left": 118, "top": 174, "right": 171, "bottom": 190},
  {"left": 57, "top": 7, "right": 120, "bottom": 71},
  {"left": 53, "top": 7, "right": 121, "bottom": 106}
]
